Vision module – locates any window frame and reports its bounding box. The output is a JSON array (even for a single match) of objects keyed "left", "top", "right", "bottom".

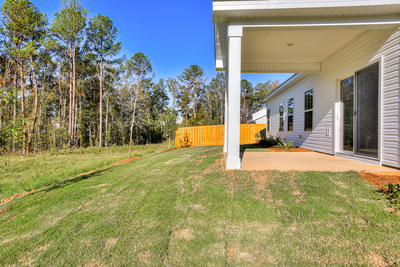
[
  {"left": 279, "top": 103, "right": 284, "bottom": 132},
  {"left": 304, "top": 90, "right": 313, "bottom": 131},
  {"left": 288, "top": 98, "right": 294, "bottom": 131},
  {"left": 267, "top": 108, "right": 271, "bottom": 132}
]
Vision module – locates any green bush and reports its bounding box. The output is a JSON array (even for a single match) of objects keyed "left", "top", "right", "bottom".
[
  {"left": 260, "top": 135, "right": 281, "bottom": 147},
  {"left": 385, "top": 183, "right": 400, "bottom": 207},
  {"left": 274, "top": 139, "right": 297, "bottom": 150}
]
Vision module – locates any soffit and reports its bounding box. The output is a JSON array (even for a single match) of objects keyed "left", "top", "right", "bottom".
[{"left": 241, "top": 28, "right": 366, "bottom": 63}]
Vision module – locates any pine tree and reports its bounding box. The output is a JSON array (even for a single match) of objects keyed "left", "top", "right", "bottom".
[
  {"left": 52, "top": 0, "right": 89, "bottom": 146},
  {"left": 1, "top": 0, "right": 47, "bottom": 153},
  {"left": 85, "top": 14, "right": 121, "bottom": 147}
]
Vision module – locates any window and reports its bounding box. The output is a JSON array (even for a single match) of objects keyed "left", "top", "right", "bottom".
[
  {"left": 267, "top": 109, "right": 271, "bottom": 132},
  {"left": 279, "top": 103, "right": 284, "bottom": 131},
  {"left": 304, "top": 90, "right": 313, "bottom": 131},
  {"left": 288, "top": 98, "right": 294, "bottom": 131}
]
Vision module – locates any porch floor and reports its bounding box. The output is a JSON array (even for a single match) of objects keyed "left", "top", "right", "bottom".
[{"left": 240, "top": 151, "right": 400, "bottom": 174}]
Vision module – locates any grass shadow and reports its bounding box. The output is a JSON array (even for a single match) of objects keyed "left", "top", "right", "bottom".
[{"left": 40, "top": 167, "right": 113, "bottom": 194}]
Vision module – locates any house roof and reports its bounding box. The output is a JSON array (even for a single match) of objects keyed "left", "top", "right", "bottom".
[
  {"left": 214, "top": 1, "right": 400, "bottom": 72},
  {"left": 213, "top": 1, "right": 400, "bottom": 23},
  {"left": 264, "top": 73, "right": 304, "bottom": 102},
  {"left": 248, "top": 108, "right": 267, "bottom": 123}
]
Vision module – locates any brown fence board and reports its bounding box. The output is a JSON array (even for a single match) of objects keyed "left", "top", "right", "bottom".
[{"left": 175, "top": 124, "right": 266, "bottom": 148}]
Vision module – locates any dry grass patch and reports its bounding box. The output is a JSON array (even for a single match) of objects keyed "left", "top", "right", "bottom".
[
  {"left": 83, "top": 259, "right": 106, "bottom": 267},
  {"left": 173, "top": 228, "right": 194, "bottom": 241}
]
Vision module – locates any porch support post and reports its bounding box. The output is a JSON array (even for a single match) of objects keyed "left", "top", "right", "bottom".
[
  {"left": 224, "top": 70, "right": 228, "bottom": 153},
  {"left": 225, "top": 25, "right": 242, "bottom": 170}
]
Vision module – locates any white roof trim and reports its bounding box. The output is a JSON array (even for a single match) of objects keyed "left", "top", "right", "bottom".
[
  {"left": 213, "top": 1, "right": 400, "bottom": 11},
  {"left": 264, "top": 73, "right": 303, "bottom": 102}
]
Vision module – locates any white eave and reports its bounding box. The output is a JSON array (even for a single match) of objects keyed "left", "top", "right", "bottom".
[
  {"left": 213, "top": 1, "right": 400, "bottom": 71},
  {"left": 264, "top": 73, "right": 304, "bottom": 102},
  {"left": 213, "top": 0, "right": 400, "bottom": 12}
]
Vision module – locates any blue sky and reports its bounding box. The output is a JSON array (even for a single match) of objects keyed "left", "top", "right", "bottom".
[{"left": 6, "top": 0, "right": 293, "bottom": 86}]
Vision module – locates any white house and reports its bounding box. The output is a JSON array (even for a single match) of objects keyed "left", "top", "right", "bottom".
[
  {"left": 248, "top": 108, "right": 267, "bottom": 124},
  {"left": 214, "top": 0, "right": 400, "bottom": 169}
]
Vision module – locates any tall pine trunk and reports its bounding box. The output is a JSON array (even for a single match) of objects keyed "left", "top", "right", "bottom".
[
  {"left": 105, "top": 96, "right": 109, "bottom": 147},
  {"left": 99, "top": 56, "right": 103, "bottom": 147},
  {"left": 19, "top": 63, "right": 26, "bottom": 154},
  {"left": 69, "top": 42, "right": 73, "bottom": 143},
  {"left": 71, "top": 38, "right": 77, "bottom": 145},
  {"left": 129, "top": 97, "right": 138, "bottom": 159},
  {"left": 27, "top": 55, "right": 39, "bottom": 154},
  {"left": 12, "top": 72, "right": 17, "bottom": 153}
]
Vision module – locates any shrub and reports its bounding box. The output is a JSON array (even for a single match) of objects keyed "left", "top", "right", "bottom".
[
  {"left": 260, "top": 135, "right": 281, "bottom": 147},
  {"left": 274, "top": 139, "right": 297, "bottom": 150},
  {"left": 385, "top": 183, "right": 400, "bottom": 207}
]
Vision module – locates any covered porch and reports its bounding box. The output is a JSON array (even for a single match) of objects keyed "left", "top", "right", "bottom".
[{"left": 215, "top": 1, "right": 400, "bottom": 169}]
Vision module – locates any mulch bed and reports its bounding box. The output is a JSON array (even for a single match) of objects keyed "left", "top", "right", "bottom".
[
  {"left": 267, "top": 147, "right": 314, "bottom": 152},
  {"left": 359, "top": 171, "right": 400, "bottom": 191}
]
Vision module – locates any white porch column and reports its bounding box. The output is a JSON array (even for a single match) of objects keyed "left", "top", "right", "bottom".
[
  {"left": 225, "top": 25, "right": 242, "bottom": 170},
  {"left": 224, "top": 70, "right": 228, "bottom": 153}
]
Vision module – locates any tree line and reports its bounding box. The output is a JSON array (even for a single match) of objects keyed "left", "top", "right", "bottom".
[{"left": 0, "top": 0, "right": 280, "bottom": 154}]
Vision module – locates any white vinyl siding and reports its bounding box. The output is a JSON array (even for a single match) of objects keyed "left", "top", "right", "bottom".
[{"left": 265, "top": 27, "right": 400, "bottom": 168}]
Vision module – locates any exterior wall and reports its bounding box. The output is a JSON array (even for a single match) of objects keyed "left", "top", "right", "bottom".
[
  {"left": 265, "top": 27, "right": 400, "bottom": 168},
  {"left": 248, "top": 108, "right": 267, "bottom": 124}
]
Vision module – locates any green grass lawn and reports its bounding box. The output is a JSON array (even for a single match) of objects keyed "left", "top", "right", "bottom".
[
  {"left": 0, "top": 143, "right": 173, "bottom": 199},
  {"left": 0, "top": 146, "right": 399, "bottom": 266}
]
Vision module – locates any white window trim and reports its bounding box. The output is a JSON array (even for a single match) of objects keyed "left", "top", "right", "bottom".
[
  {"left": 304, "top": 89, "right": 314, "bottom": 132},
  {"left": 279, "top": 103, "right": 284, "bottom": 132},
  {"left": 288, "top": 98, "right": 294, "bottom": 132}
]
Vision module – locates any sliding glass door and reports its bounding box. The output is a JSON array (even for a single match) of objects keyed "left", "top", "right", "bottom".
[{"left": 340, "top": 63, "right": 379, "bottom": 157}]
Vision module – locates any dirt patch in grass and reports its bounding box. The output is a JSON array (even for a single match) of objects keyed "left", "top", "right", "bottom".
[
  {"left": 17, "top": 243, "right": 51, "bottom": 266},
  {"left": 369, "top": 251, "right": 388, "bottom": 267},
  {"left": 0, "top": 189, "right": 37, "bottom": 205},
  {"left": 268, "top": 147, "right": 314, "bottom": 152},
  {"left": 173, "top": 228, "right": 194, "bottom": 241},
  {"left": 84, "top": 259, "right": 106, "bottom": 267},
  {"left": 105, "top": 238, "right": 118, "bottom": 249},
  {"left": 137, "top": 251, "right": 151, "bottom": 265},
  {"left": 359, "top": 171, "right": 400, "bottom": 191},
  {"left": 204, "top": 158, "right": 224, "bottom": 174},
  {"left": 250, "top": 171, "right": 273, "bottom": 201}
]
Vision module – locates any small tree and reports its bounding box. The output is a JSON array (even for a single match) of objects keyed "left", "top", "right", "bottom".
[{"left": 125, "top": 53, "right": 153, "bottom": 158}]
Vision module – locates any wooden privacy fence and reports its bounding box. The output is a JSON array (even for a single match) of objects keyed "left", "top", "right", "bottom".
[{"left": 175, "top": 124, "right": 266, "bottom": 148}]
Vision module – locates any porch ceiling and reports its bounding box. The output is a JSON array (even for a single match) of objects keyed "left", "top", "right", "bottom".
[{"left": 241, "top": 27, "right": 366, "bottom": 73}]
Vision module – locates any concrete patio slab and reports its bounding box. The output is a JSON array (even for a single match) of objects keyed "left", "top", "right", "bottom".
[{"left": 240, "top": 152, "right": 400, "bottom": 174}]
